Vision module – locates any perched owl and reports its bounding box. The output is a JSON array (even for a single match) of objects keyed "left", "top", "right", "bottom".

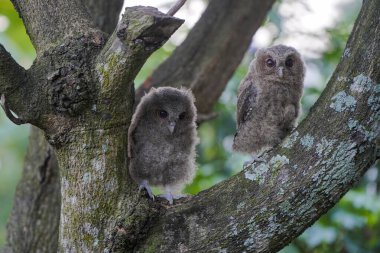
[
  {"left": 128, "top": 87, "right": 198, "bottom": 204},
  {"left": 233, "top": 45, "right": 305, "bottom": 161}
]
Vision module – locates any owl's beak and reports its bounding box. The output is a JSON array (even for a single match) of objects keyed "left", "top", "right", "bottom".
[
  {"left": 168, "top": 121, "right": 176, "bottom": 134},
  {"left": 278, "top": 67, "right": 284, "bottom": 78}
]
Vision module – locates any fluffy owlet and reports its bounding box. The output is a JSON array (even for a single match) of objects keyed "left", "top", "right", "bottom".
[
  {"left": 128, "top": 87, "right": 198, "bottom": 204},
  {"left": 233, "top": 45, "right": 305, "bottom": 161}
]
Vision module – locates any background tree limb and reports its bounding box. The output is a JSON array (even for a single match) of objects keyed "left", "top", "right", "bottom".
[
  {"left": 10, "top": 0, "right": 95, "bottom": 54},
  {"left": 137, "top": 0, "right": 276, "bottom": 114},
  {"left": 3, "top": 127, "right": 60, "bottom": 253}
]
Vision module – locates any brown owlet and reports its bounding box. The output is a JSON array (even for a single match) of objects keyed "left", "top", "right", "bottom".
[
  {"left": 128, "top": 87, "right": 198, "bottom": 204},
  {"left": 233, "top": 45, "right": 305, "bottom": 162}
]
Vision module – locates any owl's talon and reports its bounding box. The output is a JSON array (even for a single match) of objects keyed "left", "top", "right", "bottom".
[
  {"left": 138, "top": 180, "right": 155, "bottom": 200},
  {"left": 159, "top": 193, "right": 174, "bottom": 205},
  {"left": 172, "top": 194, "right": 187, "bottom": 200},
  {"left": 243, "top": 155, "right": 266, "bottom": 169}
]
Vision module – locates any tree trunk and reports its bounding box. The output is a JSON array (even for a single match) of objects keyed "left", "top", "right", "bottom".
[
  {"left": 0, "top": 0, "right": 378, "bottom": 252},
  {"left": 3, "top": 1, "right": 124, "bottom": 252},
  {"left": 3, "top": 127, "right": 60, "bottom": 253}
]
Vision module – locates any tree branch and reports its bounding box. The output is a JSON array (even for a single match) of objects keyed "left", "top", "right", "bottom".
[
  {"left": 10, "top": 0, "right": 96, "bottom": 54},
  {"left": 0, "top": 44, "right": 26, "bottom": 94},
  {"left": 4, "top": 127, "right": 60, "bottom": 253},
  {"left": 3, "top": 1, "right": 124, "bottom": 252},
  {"left": 0, "top": 44, "right": 30, "bottom": 124},
  {"left": 84, "top": 0, "right": 124, "bottom": 35},
  {"left": 137, "top": 0, "right": 276, "bottom": 114},
  {"left": 94, "top": 6, "right": 184, "bottom": 124},
  {"left": 167, "top": 0, "right": 187, "bottom": 16},
  {"left": 137, "top": 0, "right": 380, "bottom": 251},
  {"left": 50, "top": 7, "right": 184, "bottom": 251},
  {"left": 0, "top": 95, "right": 26, "bottom": 125}
]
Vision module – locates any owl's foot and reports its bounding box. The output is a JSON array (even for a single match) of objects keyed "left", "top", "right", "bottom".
[
  {"left": 243, "top": 155, "right": 266, "bottom": 169},
  {"left": 158, "top": 192, "right": 174, "bottom": 205},
  {"left": 138, "top": 180, "right": 155, "bottom": 200},
  {"left": 158, "top": 185, "right": 187, "bottom": 205}
]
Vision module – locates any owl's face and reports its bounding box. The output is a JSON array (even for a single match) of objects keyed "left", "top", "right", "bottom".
[
  {"left": 147, "top": 88, "right": 196, "bottom": 135},
  {"left": 253, "top": 45, "right": 305, "bottom": 84}
]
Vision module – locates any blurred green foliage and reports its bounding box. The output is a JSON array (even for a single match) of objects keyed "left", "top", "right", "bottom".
[
  {"left": 0, "top": 0, "right": 379, "bottom": 252},
  {"left": 0, "top": 0, "right": 32, "bottom": 246}
]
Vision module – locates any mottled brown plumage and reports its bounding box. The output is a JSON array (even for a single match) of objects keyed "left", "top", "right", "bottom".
[
  {"left": 233, "top": 45, "right": 305, "bottom": 157},
  {"left": 128, "top": 87, "right": 198, "bottom": 204}
]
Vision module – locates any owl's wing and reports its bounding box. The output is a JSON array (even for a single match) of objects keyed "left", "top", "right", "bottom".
[
  {"left": 127, "top": 121, "right": 137, "bottom": 159},
  {"left": 237, "top": 81, "right": 257, "bottom": 125}
]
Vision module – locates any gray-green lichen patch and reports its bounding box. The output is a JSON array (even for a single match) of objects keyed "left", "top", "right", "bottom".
[
  {"left": 312, "top": 140, "right": 357, "bottom": 188},
  {"left": 281, "top": 131, "right": 299, "bottom": 149},
  {"left": 244, "top": 216, "right": 258, "bottom": 250},
  {"left": 110, "top": 37, "right": 124, "bottom": 54},
  {"left": 347, "top": 118, "right": 376, "bottom": 142},
  {"left": 337, "top": 76, "right": 349, "bottom": 82},
  {"left": 343, "top": 48, "right": 351, "bottom": 58},
  {"left": 270, "top": 155, "right": 290, "bottom": 169},
  {"left": 316, "top": 138, "right": 336, "bottom": 157},
  {"left": 350, "top": 74, "right": 374, "bottom": 93},
  {"left": 237, "top": 202, "right": 246, "bottom": 210},
  {"left": 227, "top": 216, "right": 238, "bottom": 237},
  {"left": 329, "top": 91, "right": 357, "bottom": 112},
  {"left": 245, "top": 163, "right": 269, "bottom": 184},
  {"left": 91, "top": 157, "right": 105, "bottom": 173},
  {"left": 348, "top": 119, "right": 359, "bottom": 130},
  {"left": 300, "top": 134, "right": 314, "bottom": 151},
  {"left": 83, "top": 172, "right": 92, "bottom": 184},
  {"left": 102, "top": 138, "right": 109, "bottom": 153},
  {"left": 244, "top": 155, "right": 289, "bottom": 184},
  {"left": 243, "top": 237, "right": 255, "bottom": 251},
  {"left": 367, "top": 85, "right": 380, "bottom": 115}
]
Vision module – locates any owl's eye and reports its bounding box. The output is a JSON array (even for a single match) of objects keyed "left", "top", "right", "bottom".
[
  {"left": 179, "top": 112, "right": 186, "bottom": 120},
  {"left": 285, "top": 58, "right": 294, "bottom": 67},
  {"left": 266, "top": 58, "right": 275, "bottom": 67},
  {"left": 158, "top": 110, "right": 168, "bottom": 118}
]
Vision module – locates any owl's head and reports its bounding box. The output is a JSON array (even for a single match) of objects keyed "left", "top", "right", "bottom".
[
  {"left": 252, "top": 44, "right": 305, "bottom": 84},
  {"left": 144, "top": 87, "right": 196, "bottom": 135}
]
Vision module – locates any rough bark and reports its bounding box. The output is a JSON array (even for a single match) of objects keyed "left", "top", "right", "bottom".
[
  {"left": 10, "top": 0, "right": 96, "bottom": 54},
  {"left": 136, "top": 0, "right": 276, "bottom": 114},
  {"left": 2, "top": 0, "right": 280, "bottom": 251},
  {"left": 3, "top": 0, "right": 183, "bottom": 250},
  {"left": 84, "top": 0, "right": 124, "bottom": 35},
  {"left": 136, "top": 1, "right": 380, "bottom": 251},
  {"left": 3, "top": 1, "right": 123, "bottom": 252},
  {"left": 0, "top": 0, "right": 378, "bottom": 252}
]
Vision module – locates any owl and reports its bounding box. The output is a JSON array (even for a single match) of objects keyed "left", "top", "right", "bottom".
[
  {"left": 128, "top": 87, "right": 198, "bottom": 204},
  {"left": 233, "top": 45, "right": 305, "bottom": 162}
]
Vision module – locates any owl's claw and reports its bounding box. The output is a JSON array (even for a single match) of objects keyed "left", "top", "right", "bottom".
[
  {"left": 243, "top": 155, "right": 266, "bottom": 169},
  {"left": 138, "top": 180, "right": 155, "bottom": 200},
  {"left": 159, "top": 192, "right": 174, "bottom": 205}
]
